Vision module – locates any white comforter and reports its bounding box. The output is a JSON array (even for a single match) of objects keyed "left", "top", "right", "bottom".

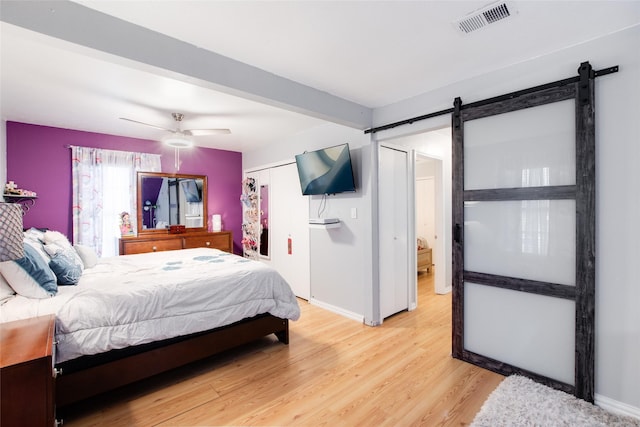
[{"left": 0, "top": 248, "right": 300, "bottom": 363}]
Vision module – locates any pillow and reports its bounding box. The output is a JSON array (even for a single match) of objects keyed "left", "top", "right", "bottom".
[
  {"left": 0, "top": 272, "right": 15, "bottom": 304},
  {"left": 24, "top": 229, "right": 53, "bottom": 264},
  {"left": 43, "top": 231, "right": 84, "bottom": 269},
  {"left": 0, "top": 244, "right": 57, "bottom": 298},
  {"left": 24, "top": 227, "right": 46, "bottom": 242},
  {"left": 43, "top": 230, "right": 72, "bottom": 246},
  {"left": 23, "top": 230, "right": 59, "bottom": 284},
  {"left": 48, "top": 251, "right": 83, "bottom": 285},
  {"left": 74, "top": 244, "right": 98, "bottom": 269},
  {"left": 417, "top": 237, "right": 429, "bottom": 250},
  {"left": 43, "top": 242, "right": 84, "bottom": 285}
]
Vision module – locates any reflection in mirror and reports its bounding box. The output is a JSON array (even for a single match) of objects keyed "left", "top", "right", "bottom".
[
  {"left": 259, "top": 184, "right": 269, "bottom": 257},
  {"left": 137, "top": 172, "right": 208, "bottom": 235}
]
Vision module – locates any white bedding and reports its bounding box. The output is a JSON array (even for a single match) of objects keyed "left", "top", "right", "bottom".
[{"left": 0, "top": 248, "right": 300, "bottom": 363}]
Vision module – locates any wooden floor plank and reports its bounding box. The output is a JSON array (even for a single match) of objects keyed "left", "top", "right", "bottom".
[{"left": 61, "top": 271, "right": 503, "bottom": 426}]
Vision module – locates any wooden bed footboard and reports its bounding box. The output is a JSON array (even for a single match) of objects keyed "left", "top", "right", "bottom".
[{"left": 56, "top": 314, "right": 288, "bottom": 407}]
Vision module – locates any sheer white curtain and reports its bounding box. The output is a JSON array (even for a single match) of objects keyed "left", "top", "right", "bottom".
[{"left": 71, "top": 147, "right": 161, "bottom": 257}]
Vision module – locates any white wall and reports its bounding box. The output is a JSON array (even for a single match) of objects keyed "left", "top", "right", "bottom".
[
  {"left": 373, "top": 25, "right": 640, "bottom": 415},
  {"left": 243, "top": 122, "right": 373, "bottom": 322},
  {"left": 415, "top": 158, "right": 437, "bottom": 179}
]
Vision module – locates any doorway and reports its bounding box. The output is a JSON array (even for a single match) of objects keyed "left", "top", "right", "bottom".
[
  {"left": 376, "top": 128, "right": 451, "bottom": 323},
  {"left": 415, "top": 153, "right": 447, "bottom": 295}
]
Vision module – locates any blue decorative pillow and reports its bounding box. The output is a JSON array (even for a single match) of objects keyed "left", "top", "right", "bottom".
[
  {"left": 48, "top": 251, "right": 82, "bottom": 285},
  {"left": 44, "top": 242, "right": 83, "bottom": 285},
  {"left": 43, "top": 231, "right": 84, "bottom": 269},
  {"left": 0, "top": 243, "right": 57, "bottom": 298}
]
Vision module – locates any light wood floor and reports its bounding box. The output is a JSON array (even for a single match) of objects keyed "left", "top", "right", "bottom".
[{"left": 61, "top": 272, "right": 503, "bottom": 426}]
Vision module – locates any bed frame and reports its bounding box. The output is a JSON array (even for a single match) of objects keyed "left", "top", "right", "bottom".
[{"left": 55, "top": 313, "right": 289, "bottom": 407}]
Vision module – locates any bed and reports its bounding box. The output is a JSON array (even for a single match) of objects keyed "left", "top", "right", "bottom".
[{"left": 0, "top": 236, "right": 300, "bottom": 407}]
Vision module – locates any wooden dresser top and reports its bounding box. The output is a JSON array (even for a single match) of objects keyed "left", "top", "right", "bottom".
[{"left": 0, "top": 314, "right": 55, "bottom": 368}]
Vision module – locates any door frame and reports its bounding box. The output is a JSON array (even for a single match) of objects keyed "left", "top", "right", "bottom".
[
  {"left": 377, "top": 142, "right": 416, "bottom": 320},
  {"left": 373, "top": 128, "right": 452, "bottom": 326}
]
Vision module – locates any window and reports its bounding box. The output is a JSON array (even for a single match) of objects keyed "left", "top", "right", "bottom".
[{"left": 71, "top": 146, "right": 161, "bottom": 257}]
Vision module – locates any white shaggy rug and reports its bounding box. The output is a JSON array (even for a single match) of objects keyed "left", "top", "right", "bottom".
[{"left": 471, "top": 375, "right": 640, "bottom": 427}]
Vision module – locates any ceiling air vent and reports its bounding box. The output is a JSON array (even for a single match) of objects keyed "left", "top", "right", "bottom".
[{"left": 454, "top": 2, "right": 515, "bottom": 35}]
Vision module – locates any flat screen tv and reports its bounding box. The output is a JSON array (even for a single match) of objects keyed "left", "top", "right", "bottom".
[
  {"left": 180, "top": 179, "right": 202, "bottom": 202},
  {"left": 295, "top": 143, "right": 356, "bottom": 195}
]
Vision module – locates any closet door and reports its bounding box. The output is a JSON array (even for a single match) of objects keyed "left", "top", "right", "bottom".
[
  {"left": 270, "top": 163, "right": 310, "bottom": 300},
  {"left": 379, "top": 144, "right": 411, "bottom": 319},
  {"left": 452, "top": 63, "right": 596, "bottom": 401}
]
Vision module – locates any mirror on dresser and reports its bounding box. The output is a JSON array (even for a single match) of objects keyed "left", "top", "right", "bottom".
[{"left": 137, "top": 172, "right": 208, "bottom": 235}]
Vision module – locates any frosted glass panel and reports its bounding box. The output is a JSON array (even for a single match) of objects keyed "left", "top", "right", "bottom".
[
  {"left": 465, "top": 200, "right": 575, "bottom": 285},
  {"left": 465, "top": 282, "right": 575, "bottom": 385},
  {"left": 465, "top": 99, "right": 575, "bottom": 190}
]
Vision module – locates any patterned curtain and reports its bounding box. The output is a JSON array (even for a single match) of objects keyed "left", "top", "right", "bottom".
[{"left": 71, "top": 146, "right": 161, "bottom": 257}]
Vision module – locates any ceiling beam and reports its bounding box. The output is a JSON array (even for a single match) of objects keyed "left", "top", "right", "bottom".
[{"left": 0, "top": 0, "right": 372, "bottom": 129}]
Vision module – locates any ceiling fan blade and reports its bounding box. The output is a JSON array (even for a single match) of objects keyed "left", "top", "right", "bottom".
[
  {"left": 185, "top": 129, "right": 232, "bottom": 136},
  {"left": 119, "top": 117, "right": 174, "bottom": 132}
]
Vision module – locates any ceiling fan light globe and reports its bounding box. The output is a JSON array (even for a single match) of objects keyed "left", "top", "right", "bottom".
[{"left": 162, "top": 134, "right": 193, "bottom": 148}]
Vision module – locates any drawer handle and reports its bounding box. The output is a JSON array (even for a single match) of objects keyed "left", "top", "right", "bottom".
[
  {"left": 152, "top": 246, "right": 157, "bottom": 251},
  {"left": 205, "top": 241, "right": 210, "bottom": 246}
]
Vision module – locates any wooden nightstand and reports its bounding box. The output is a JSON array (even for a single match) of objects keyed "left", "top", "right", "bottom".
[
  {"left": 418, "top": 247, "right": 432, "bottom": 273},
  {"left": 1, "top": 315, "right": 56, "bottom": 427}
]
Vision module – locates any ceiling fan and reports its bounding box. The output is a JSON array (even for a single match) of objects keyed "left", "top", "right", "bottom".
[
  {"left": 120, "top": 112, "right": 231, "bottom": 148},
  {"left": 121, "top": 112, "right": 230, "bottom": 170}
]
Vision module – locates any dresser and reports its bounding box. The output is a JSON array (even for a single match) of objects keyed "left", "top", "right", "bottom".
[
  {"left": 119, "top": 231, "right": 233, "bottom": 255},
  {"left": 0, "top": 315, "right": 57, "bottom": 427}
]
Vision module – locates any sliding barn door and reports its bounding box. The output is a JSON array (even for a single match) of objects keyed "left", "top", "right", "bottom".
[{"left": 452, "top": 63, "right": 596, "bottom": 401}]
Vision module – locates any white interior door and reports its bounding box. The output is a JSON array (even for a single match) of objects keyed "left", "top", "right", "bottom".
[
  {"left": 269, "top": 163, "right": 310, "bottom": 300},
  {"left": 379, "top": 144, "right": 411, "bottom": 319}
]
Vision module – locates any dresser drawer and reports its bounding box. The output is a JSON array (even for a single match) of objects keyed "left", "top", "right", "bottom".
[
  {"left": 122, "top": 239, "right": 183, "bottom": 255},
  {"left": 183, "top": 233, "right": 231, "bottom": 252},
  {"left": 120, "top": 232, "right": 233, "bottom": 255}
]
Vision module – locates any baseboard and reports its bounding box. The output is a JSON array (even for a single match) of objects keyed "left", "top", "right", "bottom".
[
  {"left": 309, "top": 298, "right": 364, "bottom": 323},
  {"left": 435, "top": 286, "right": 451, "bottom": 295},
  {"left": 595, "top": 393, "right": 640, "bottom": 420}
]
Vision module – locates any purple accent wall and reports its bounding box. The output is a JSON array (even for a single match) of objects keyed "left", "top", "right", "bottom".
[{"left": 6, "top": 122, "right": 243, "bottom": 254}]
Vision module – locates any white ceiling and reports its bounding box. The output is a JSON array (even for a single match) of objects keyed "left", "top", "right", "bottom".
[{"left": 2, "top": 1, "right": 639, "bottom": 153}]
